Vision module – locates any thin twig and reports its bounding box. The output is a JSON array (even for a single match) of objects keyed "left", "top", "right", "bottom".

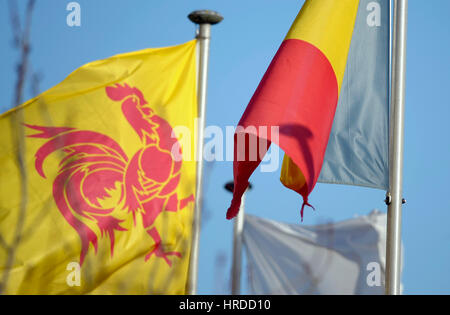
[{"left": 0, "top": 0, "right": 36, "bottom": 294}]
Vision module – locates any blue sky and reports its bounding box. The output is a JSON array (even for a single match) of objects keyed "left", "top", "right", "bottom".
[{"left": 1, "top": 0, "right": 449, "bottom": 294}]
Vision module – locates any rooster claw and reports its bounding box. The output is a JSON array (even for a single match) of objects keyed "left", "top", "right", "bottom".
[{"left": 145, "top": 243, "right": 181, "bottom": 267}]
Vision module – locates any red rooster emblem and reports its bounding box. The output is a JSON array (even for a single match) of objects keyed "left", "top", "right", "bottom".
[{"left": 25, "top": 84, "right": 194, "bottom": 267}]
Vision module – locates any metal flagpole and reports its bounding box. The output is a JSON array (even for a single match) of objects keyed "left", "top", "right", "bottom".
[
  {"left": 386, "top": 0, "right": 408, "bottom": 295},
  {"left": 225, "top": 182, "right": 252, "bottom": 295},
  {"left": 187, "top": 10, "right": 223, "bottom": 295}
]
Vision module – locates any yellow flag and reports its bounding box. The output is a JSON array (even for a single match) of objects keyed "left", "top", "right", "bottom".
[{"left": 0, "top": 40, "right": 197, "bottom": 294}]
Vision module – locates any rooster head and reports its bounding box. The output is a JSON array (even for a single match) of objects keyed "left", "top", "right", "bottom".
[
  {"left": 106, "top": 83, "right": 158, "bottom": 143},
  {"left": 106, "top": 83, "right": 154, "bottom": 116}
]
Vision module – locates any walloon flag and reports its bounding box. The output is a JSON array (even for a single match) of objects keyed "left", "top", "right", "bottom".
[
  {"left": 0, "top": 41, "right": 197, "bottom": 294},
  {"left": 243, "top": 211, "right": 395, "bottom": 295},
  {"left": 226, "top": 0, "right": 390, "bottom": 220}
]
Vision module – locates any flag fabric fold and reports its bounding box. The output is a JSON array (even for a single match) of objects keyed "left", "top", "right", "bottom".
[
  {"left": 318, "top": 0, "right": 390, "bottom": 189},
  {"left": 227, "top": 0, "right": 360, "bottom": 220},
  {"left": 0, "top": 40, "right": 197, "bottom": 294},
  {"left": 243, "top": 211, "right": 392, "bottom": 295}
]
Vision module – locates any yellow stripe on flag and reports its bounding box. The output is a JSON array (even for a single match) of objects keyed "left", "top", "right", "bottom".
[{"left": 285, "top": 0, "right": 360, "bottom": 92}]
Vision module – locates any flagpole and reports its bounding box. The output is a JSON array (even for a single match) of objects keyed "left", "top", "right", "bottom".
[
  {"left": 386, "top": 0, "right": 408, "bottom": 295},
  {"left": 225, "top": 182, "right": 252, "bottom": 295},
  {"left": 187, "top": 10, "right": 223, "bottom": 295}
]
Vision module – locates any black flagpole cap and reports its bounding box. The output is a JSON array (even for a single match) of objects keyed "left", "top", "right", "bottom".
[
  {"left": 188, "top": 10, "right": 223, "bottom": 25},
  {"left": 224, "top": 181, "right": 252, "bottom": 193}
]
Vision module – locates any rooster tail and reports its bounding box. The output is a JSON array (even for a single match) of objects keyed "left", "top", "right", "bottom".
[
  {"left": 26, "top": 125, "right": 128, "bottom": 178},
  {"left": 24, "top": 124, "right": 75, "bottom": 138},
  {"left": 53, "top": 171, "right": 99, "bottom": 266},
  {"left": 79, "top": 225, "right": 99, "bottom": 266},
  {"left": 27, "top": 124, "right": 131, "bottom": 263},
  {"left": 53, "top": 164, "right": 129, "bottom": 263},
  {"left": 94, "top": 215, "right": 127, "bottom": 257}
]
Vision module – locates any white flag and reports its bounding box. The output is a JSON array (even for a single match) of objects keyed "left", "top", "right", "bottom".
[{"left": 243, "top": 210, "right": 399, "bottom": 295}]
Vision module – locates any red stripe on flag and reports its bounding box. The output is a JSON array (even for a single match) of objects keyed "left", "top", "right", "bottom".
[{"left": 227, "top": 39, "right": 339, "bottom": 220}]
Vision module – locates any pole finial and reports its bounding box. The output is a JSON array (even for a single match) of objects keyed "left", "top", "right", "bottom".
[
  {"left": 188, "top": 10, "right": 223, "bottom": 25},
  {"left": 224, "top": 181, "right": 252, "bottom": 193}
]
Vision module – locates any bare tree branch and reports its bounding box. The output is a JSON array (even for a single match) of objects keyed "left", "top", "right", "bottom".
[
  {"left": 0, "top": 0, "right": 36, "bottom": 295},
  {"left": 7, "top": 0, "right": 21, "bottom": 47}
]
